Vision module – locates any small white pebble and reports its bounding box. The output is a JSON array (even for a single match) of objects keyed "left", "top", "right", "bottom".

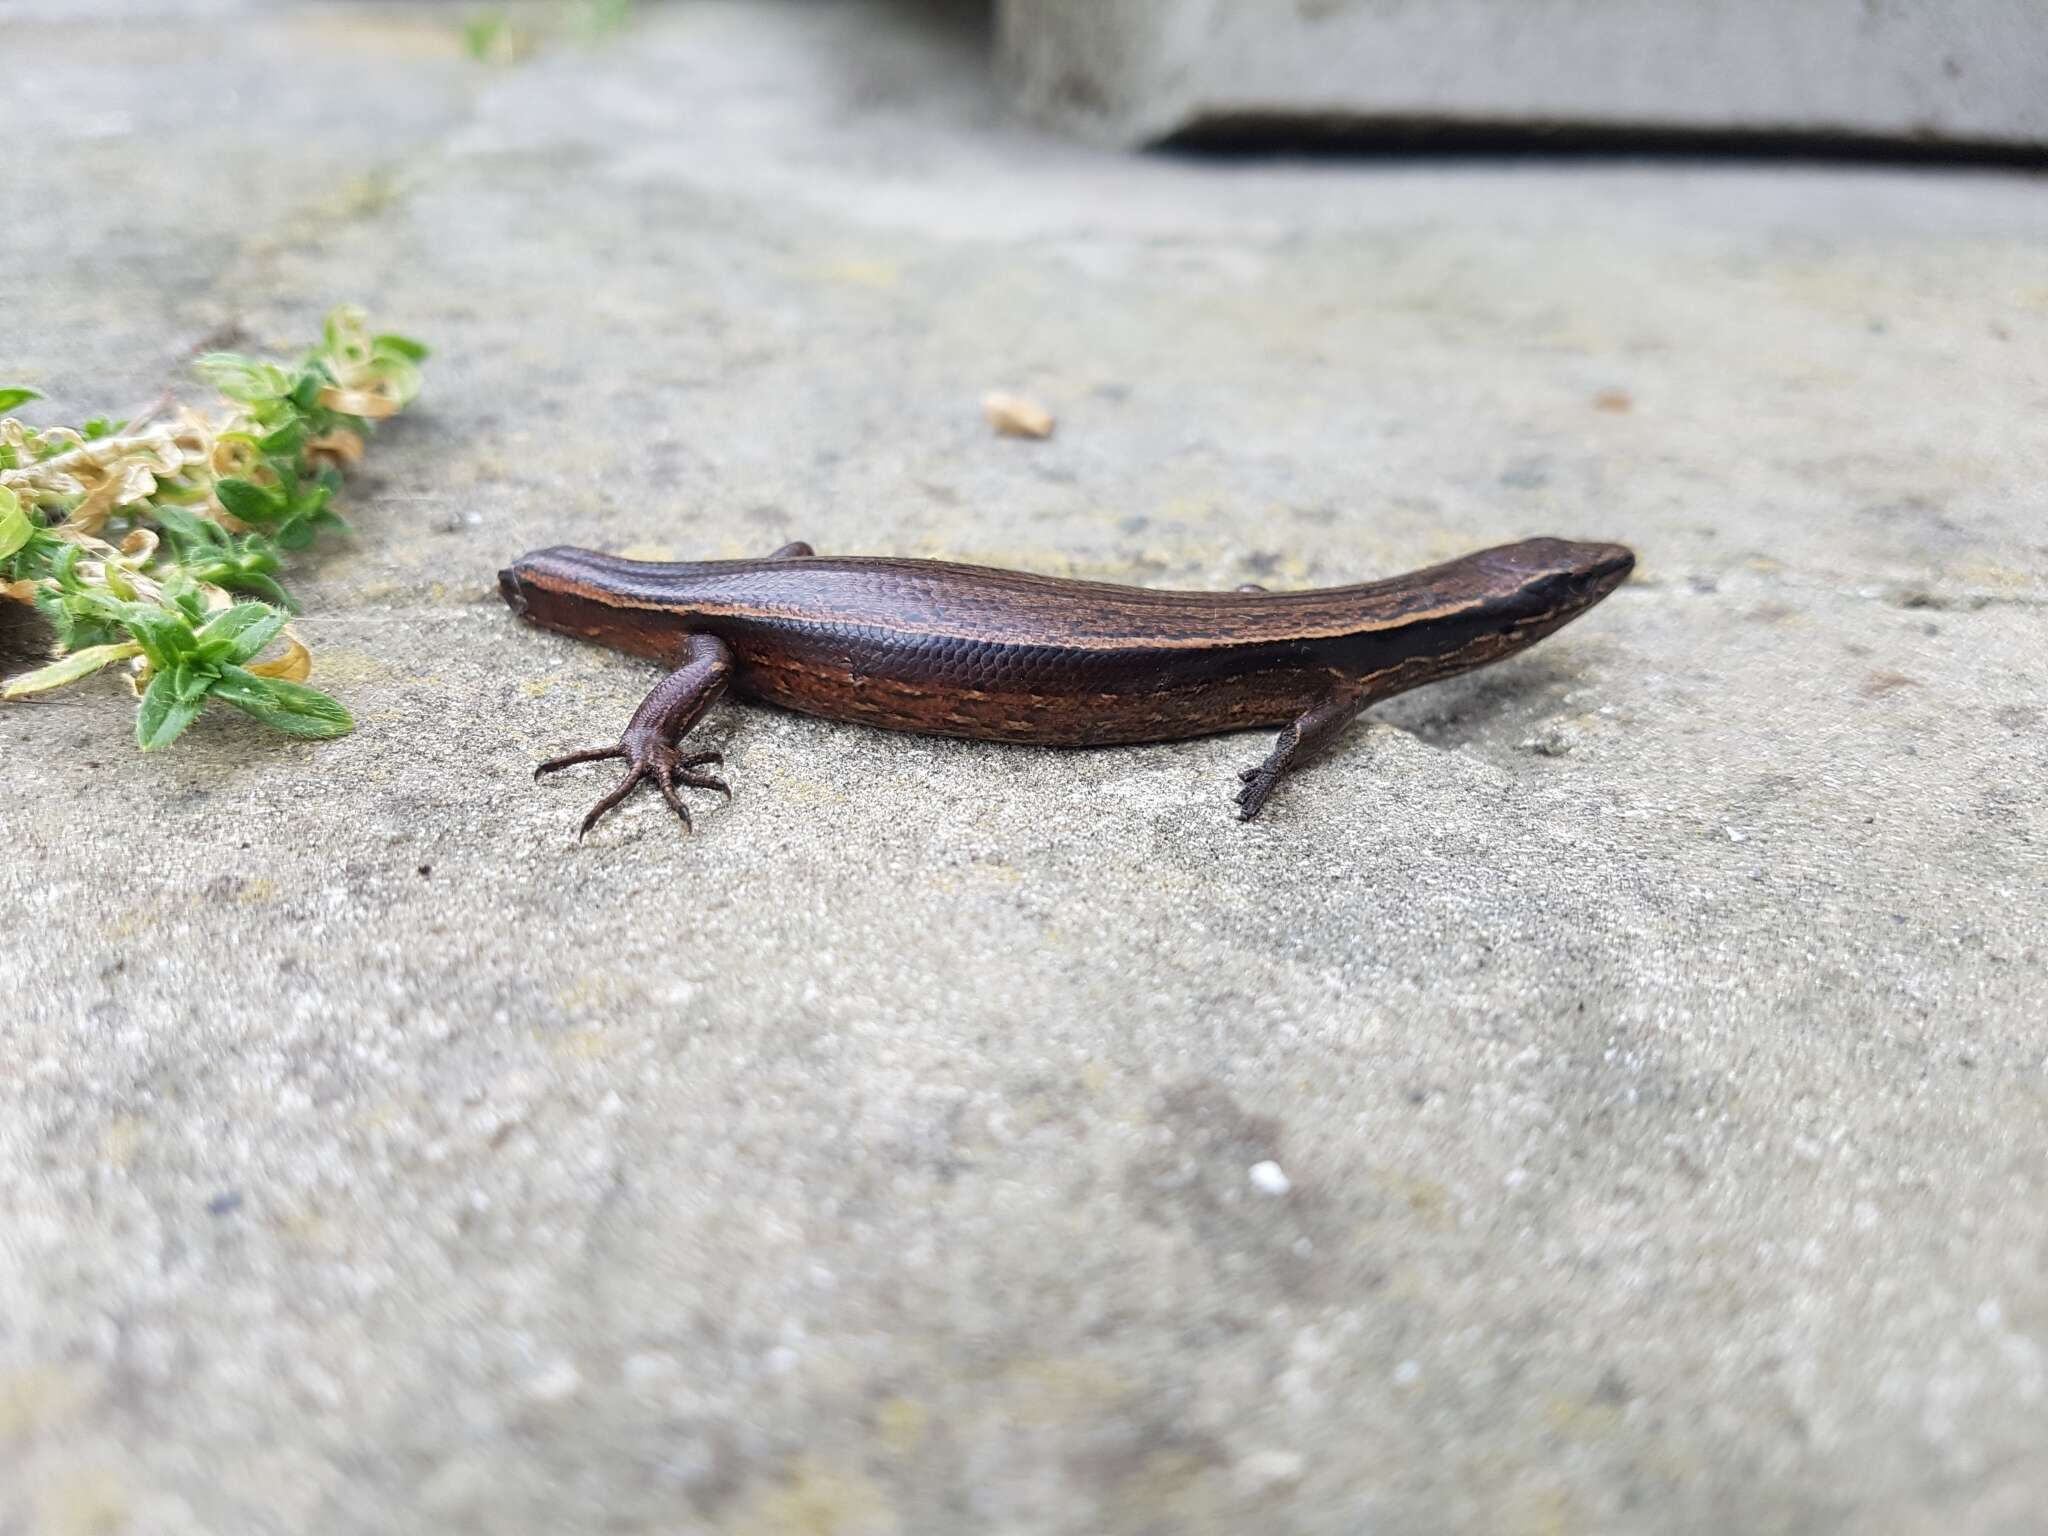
[
  {"left": 1503, "top": 1167, "right": 1529, "bottom": 1189},
  {"left": 1249, "top": 1160, "right": 1291, "bottom": 1196},
  {"left": 1393, "top": 1359, "right": 1422, "bottom": 1386},
  {"left": 524, "top": 1361, "right": 582, "bottom": 1403},
  {"left": 1725, "top": 826, "right": 1748, "bottom": 842},
  {"left": 1234, "top": 1448, "right": 1306, "bottom": 1493},
  {"left": 622, "top": 1352, "right": 677, "bottom": 1389}
]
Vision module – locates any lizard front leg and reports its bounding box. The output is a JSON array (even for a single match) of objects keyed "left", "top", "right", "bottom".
[
  {"left": 1234, "top": 685, "right": 1368, "bottom": 822},
  {"left": 535, "top": 632, "right": 734, "bottom": 838}
]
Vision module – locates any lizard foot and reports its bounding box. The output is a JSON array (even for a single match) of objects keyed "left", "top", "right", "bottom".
[{"left": 536, "top": 739, "right": 730, "bottom": 839}]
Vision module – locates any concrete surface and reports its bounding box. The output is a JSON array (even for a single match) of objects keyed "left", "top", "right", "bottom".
[
  {"left": 999, "top": 0, "right": 2048, "bottom": 150},
  {"left": 3, "top": 3, "right": 2047, "bottom": 1533}
]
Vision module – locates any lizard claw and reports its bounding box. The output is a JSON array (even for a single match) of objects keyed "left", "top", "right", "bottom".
[
  {"left": 1233, "top": 765, "right": 1281, "bottom": 821},
  {"left": 671, "top": 750, "right": 729, "bottom": 797},
  {"left": 535, "top": 743, "right": 624, "bottom": 781}
]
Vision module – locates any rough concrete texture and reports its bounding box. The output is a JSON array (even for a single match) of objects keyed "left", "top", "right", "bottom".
[
  {"left": 4, "top": 3, "right": 2047, "bottom": 1533},
  {"left": 998, "top": 0, "right": 2048, "bottom": 149}
]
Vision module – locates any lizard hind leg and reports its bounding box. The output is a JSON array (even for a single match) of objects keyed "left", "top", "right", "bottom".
[{"left": 1233, "top": 687, "right": 1368, "bottom": 822}]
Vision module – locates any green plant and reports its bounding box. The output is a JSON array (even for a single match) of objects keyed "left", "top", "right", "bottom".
[
  {"left": 461, "top": 1, "right": 633, "bottom": 63},
  {"left": 1, "top": 306, "right": 425, "bottom": 749}
]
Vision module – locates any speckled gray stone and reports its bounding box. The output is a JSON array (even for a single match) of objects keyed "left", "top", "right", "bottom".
[{"left": 2, "top": 5, "right": 2045, "bottom": 1534}]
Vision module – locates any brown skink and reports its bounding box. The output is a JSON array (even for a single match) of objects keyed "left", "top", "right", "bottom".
[{"left": 497, "top": 536, "right": 1633, "bottom": 835}]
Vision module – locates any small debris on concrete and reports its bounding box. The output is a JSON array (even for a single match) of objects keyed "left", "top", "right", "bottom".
[
  {"left": 1249, "top": 1160, "right": 1291, "bottom": 1196},
  {"left": 982, "top": 391, "right": 1055, "bottom": 439}
]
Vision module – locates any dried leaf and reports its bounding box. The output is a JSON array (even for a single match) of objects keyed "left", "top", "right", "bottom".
[
  {"left": 982, "top": 391, "right": 1054, "bottom": 440},
  {"left": 316, "top": 381, "right": 404, "bottom": 420},
  {"left": 211, "top": 434, "right": 260, "bottom": 480},
  {"left": 244, "top": 629, "right": 312, "bottom": 683},
  {"left": 304, "top": 430, "right": 365, "bottom": 470}
]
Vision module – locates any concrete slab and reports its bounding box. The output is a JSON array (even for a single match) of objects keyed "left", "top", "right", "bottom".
[
  {"left": 998, "top": 0, "right": 2048, "bottom": 150},
  {"left": 3, "top": 3, "right": 2045, "bottom": 1533}
]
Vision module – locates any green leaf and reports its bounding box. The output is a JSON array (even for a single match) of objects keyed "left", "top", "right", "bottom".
[
  {"left": 194, "top": 602, "right": 287, "bottom": 665},
  {"left": 464, "top": 11, "right": 509, "bottom": 59},
  {"left": 1, "top": 641, "right": 142, "bottom": 698},
  {"left": 373, "top": 333, "right": 430, "bottom": 363},
  {"left": 168, "top": 658, "right": 219, "bottom": 704},
  {"left": 275, "top": 508, "right": 347, "bottom": 551},
  {"left": 215, "top": 477, "right": 282, "bottom": 523},
  {"left": 583, "top": 0, "right": 634, "bottom": 37},
  {"left": 0, "top": 387, "right": 43, "bottom": 414},
  {"left": 222, "top": 571, "right": 296, "bottom": 609},
  {"left": 194, "top": 352, "right": 292, "bottom": 404},
  {"left": 38, "top": 596, "right": 120, "bottom": 653},
  {"left": 136, "top": 667, "right": 209, "bottom": 750},
  {"left": 0, "top": 523, "right": 56, "bottom": 583},
  {"left": 111, "top": 601, "right": 197, "bottom": 669},
  {"left": 213, "top": 666, "right": 353, "bottom": 739},
  {"left": 163, "top": 578, "right": 211, "bottom": 625},
  {"left": 154, "top": 504, "right": 230, "bottom": 556},
  {"left": 0, "top": 486, "right": 30, "bottom": 559},
  {"left": 289, "top": 369, "right": 326, "bottom": 411},
  {"left": 258, "top": 420, "right": 305, "bottom": 459}
]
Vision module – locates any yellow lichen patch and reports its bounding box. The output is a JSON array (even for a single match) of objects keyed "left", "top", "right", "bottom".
[
  {"left": 724, "top": 1459, "right": 896, "bottom": 1536},
  {"left": 813, "top": 258, "right": 900, "bottom": 290},
  {"left": 520, "top": 679, "right": 554, "bottom": 698},
  {"left": 1374, "top": 1169, "right": 1452, "bottom": 1228},
  {"left": 0, "top": 1365, "right": 85, "bottom": 1439},
  {"left": 351, "top": 1100, "right": 408, "bottom": 1134},
  {"left": 36, "top": 1470, "right": 128, "bottom": 1536},
  {"left": 100, "top": 1116, "right": 146, "bottom": 1170},
  {"left": 278, "top": 1205, "right": 333, "bottom": 1251},
  {"left": 1497, "top": 1486, "right": 1576, "bottom": 1536},
  {"left": 778, "top": 776, "right": 852, "bottom": 809},
  {"left": 1105, "top": 1447, "right": 1222, "bottom": 1533},
  {"left": 999, "top": 1357, "right": 1130, "bottom": 1425},
  {"left": 292, "top": 9, "right": 472, "bottom": 58},
  {"left": 872, "top": 1396, "right": 927, "bottom": 1457},
  {"left": 1543, "top": 1391, "right": 1623, "bottom": 1441},
  {"left": 550, "top": 1026, "right": 617, "bottom": 1061},
  {"left": 307, "top": 648, "right": 388, "bottom": 687},
  {"left": 1950, "top": 558, "right": 2032, "bottom": 594},
  {"left": 104, "top": 904, "right": 161, "bottom": 942},
  {"left": 554, "top": 975, "right": 646, "bottom": 1015}
]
